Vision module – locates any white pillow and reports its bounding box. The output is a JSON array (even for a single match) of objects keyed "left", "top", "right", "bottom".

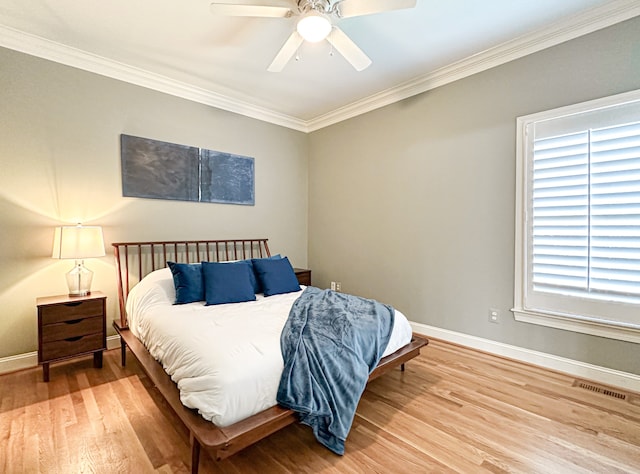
[{"left": 125, "top": 268, "right": 175, "bottom": 333}]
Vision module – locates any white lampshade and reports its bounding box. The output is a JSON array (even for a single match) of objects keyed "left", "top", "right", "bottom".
[
  {"left": 296, "top": 11, "right": 332, "bottom": 43},
  {"left": 52, "top": 225, "right": 105, "bottom": 259},
  {"left": 52, "top": 225, "right": 105, "bottom": 296}
]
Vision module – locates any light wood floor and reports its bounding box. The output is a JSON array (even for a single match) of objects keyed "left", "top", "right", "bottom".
[{"left": 1, "top": 338, "right": 639, "bottom": 473}]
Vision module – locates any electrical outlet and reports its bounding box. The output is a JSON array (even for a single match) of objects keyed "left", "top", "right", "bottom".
[
  {"left": 330, "top": 281, "right": 336, "bottom": 291},
  {"left": 336, "top": 282, "right": 341, "bottom": 292},
  {"left": 488, "top": 308, "right": 500, "bottom": 324}
]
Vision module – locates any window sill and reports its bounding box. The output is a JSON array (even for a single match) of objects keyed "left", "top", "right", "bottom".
[{"left": 511, "top": 308, "right": 640, "bottom": 344}]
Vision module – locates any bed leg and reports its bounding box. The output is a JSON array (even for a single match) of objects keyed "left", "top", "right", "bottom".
[
  {"left": 401, "top": 363, "right": 405, "bottom": 372},
  {"left": 190, "top": 434, "right": 201, "bottom": 474},
  {"left": 120, "top": 338, "right": 127, "bottom": 367}
]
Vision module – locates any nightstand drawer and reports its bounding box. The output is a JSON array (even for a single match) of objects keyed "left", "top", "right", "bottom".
[
  {"left": 40, "top": 299, "right": 104, "bottom": 325},
  {"left": 41, "top": 333, "right": 105, "bottom": 361},
  {"left": 41, "top": 316, "right": 104, "bottom": 343}
]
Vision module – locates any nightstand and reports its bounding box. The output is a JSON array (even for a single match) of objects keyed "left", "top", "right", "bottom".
[
  {"left": 294, "top": 268, "right": 311, "bottom": 286},
  {"left": 37, "top": 291, "right": 107, "bottom": 382}
]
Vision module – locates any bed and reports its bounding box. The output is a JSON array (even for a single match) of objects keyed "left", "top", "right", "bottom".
[{"left": 112, "top": 239, "right": 428, "bottom": 473}]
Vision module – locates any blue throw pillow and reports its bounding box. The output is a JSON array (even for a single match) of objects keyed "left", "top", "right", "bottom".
[
  {"left": 245, "top": 254, "right": 282, "bottom": 293},
  {"left": 223, "top": 259, "right": 257, "bottom": 293},
  {"left": 167, "top": 262, "right": 204, "bottom": 304},
  {"left": 252, "top": 256, "right": 301, "bottom": 297},
  {"left": 202, "top": 261, "right": 257, "bottom": 305}
]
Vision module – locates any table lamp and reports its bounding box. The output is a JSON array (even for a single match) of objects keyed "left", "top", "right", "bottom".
[{"left": 52, "top": 224, "right": 106, "bottom": 296}]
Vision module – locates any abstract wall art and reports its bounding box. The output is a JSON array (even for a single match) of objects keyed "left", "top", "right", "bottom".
[{"left": 120, "top": 134, "right": 255, "bottom": 206}]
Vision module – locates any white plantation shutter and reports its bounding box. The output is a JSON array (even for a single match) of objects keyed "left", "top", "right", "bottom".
[
  {"left": 514, "top": 90, "right": 640, "bottom": 341},
  {"left": 531, "top": 122, "right": 640, "bottom": 303},
  {"left": 590, "top": 123, "right": 640, "bottom": 298},
  {"left": 532, "top": 131, "right": 590, "bottom": 295}
]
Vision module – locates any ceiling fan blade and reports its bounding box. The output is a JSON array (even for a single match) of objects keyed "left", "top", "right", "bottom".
[
  {"left": 268, "top": 31, "right": 304, "bottom": 72},
  {"left": 326, "top": 27, "right": 371, "bottom": 71},
  {"left": 209, "top": 2, "right": 293, "bottom": 18},
  {"left": 336, "top": 0, "right": 416, "bottom": 18}
]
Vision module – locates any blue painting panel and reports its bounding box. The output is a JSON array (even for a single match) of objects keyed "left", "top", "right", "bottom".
[
  {"left": 200, "top": 150, "right": 255, "bottom": 205},
  {"left": 121, "top": 135, "right": 199, "bottom": 202}
]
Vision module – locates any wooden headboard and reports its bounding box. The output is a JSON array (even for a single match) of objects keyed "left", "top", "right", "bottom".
[{"left": 112, "top": 239, "right": 271, "bottom": 327}]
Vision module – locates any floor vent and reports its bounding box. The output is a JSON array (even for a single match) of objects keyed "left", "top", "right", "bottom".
[{"left": 573, "top": 380, "right": 627, "bottom": 400}]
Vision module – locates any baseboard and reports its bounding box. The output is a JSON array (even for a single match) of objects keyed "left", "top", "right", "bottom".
[
  {"left": 4, "top": 328, "right": 639, "bottom": 393},
  {"left": 0, "top": 335, "right": 121, "bottom": 375},
  {"left": 411, "top": 322, "right": 640, "bottom": 393}
]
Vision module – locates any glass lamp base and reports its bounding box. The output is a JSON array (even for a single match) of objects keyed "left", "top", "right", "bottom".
[{"left": 66, "top": 260, "right": 94, "bottom": 296}]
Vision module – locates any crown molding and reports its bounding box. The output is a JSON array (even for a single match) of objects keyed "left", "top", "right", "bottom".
[
  {"left": 1, "top": 0, "right": 638, "bottom": 133},
  {"left": 0, "top": 24, "right": 309, "bottom": 132},
  {"left": 306, "top": 0, "right": 640, "bottom": 131}
]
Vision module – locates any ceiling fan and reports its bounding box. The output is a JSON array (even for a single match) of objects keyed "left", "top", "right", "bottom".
[{"left": 209, "top": 0, "right": 417, "bottom": 72}]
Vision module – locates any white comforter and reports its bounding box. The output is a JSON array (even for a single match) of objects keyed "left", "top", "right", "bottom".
[{"left": 126, "top": 268, "right": 413, "bottom": 427}]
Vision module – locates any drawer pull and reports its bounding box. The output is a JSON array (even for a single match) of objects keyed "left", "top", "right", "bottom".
[
  {"left": 63, "top": 302, "right": 83, "bottom": 307},
  {"left": 65, "top": 336, "right": 84, "bottom": 342},
  {"left": 64, "top": 318, "right": 84, "bottom": 325}
]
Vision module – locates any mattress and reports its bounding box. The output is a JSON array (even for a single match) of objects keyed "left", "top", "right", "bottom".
[{"left": 126, "top": 268, "right": 413, "bottom": 427}]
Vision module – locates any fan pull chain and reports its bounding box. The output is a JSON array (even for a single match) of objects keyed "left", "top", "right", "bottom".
[{"left": 329, "top": 27, "right": 334, "bottom": 57}]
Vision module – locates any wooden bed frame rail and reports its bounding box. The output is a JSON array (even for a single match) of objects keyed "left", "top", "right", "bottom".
[{"left": 111, "top": 239, "right": 428, "bottom": 473}]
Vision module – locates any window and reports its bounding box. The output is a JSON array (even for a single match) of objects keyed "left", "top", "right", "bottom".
[{"left": 514, "top": 90, "right": 640, "bottom": 343}]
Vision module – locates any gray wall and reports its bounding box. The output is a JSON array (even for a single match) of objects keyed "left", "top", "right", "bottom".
[
  {"left": 0, "top": 47, "right": 308, "bottom": 359},
  {"left": 308, "top": 17, "right": 640, "bottom": 374}
]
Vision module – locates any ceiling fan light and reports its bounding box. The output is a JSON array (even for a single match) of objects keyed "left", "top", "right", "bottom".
[{"left": 296, "top": 11, "right": 332, "bottom": 43}]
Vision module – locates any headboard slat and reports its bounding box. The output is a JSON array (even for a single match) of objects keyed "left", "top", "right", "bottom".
[{"left": 112, "top": 239, "right": 271, "bottom": 328}]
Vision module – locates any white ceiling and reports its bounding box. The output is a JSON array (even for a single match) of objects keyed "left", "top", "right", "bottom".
[{"left": 1, "top": 0, "right": 639, "bottom": 131}]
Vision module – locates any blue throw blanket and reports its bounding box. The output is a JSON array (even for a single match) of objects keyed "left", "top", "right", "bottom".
[{"left": 276, "top": 287, "right": 395, "bottom": 455}]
